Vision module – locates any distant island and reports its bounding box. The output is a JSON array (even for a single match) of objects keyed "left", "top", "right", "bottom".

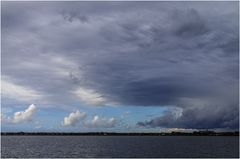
[{"left": 1, "top": 131, "right": 239, "bottom": 136}]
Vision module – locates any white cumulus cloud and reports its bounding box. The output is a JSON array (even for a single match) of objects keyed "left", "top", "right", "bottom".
[
  {"left": 1, "top": 104, "right": 37, "bottom": 124},
  {"left": 61, "top": 111, "right": 117, "bottom": 128},
  {"left": 85, "top": 115, "right": 117, "bottom": 128},
  {"left": 12, "top": 104, "right": 37, "bottom": 123},
  {"left": 62, "top": 110, "right": 87, "bottom": 126}
]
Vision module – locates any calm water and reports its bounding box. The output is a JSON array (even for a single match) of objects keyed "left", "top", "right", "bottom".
[{"left": 1, "top": 136, "right": 239, "bottom": 158}]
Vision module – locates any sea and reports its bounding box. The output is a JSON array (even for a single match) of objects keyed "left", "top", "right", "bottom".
[{"left": 1, "top": 136, "right": 239, "bottom": 158}]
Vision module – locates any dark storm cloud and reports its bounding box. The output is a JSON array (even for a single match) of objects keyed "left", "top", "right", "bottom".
[
  {"left": 172, "top": 9, "right": 210, "bottom": 38},
  {"left": 137, "top": 103, "right": 239, "bottom": 129},
  {"left": 62, "top": 12, "right": 88, "bottom": 23},
  {"left": 2, "top": 2, "right": 238, "bottom": 129}
]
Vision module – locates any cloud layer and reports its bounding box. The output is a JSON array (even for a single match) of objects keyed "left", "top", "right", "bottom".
[
  {"left": 1, "top": 2, "right": 239, "bottom": 130},
  {"left": 2, "top": 77, "right": 44, "bottom": 102}
]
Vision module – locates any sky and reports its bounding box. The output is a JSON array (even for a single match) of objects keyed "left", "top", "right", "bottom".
[{"left": 1, "top": 1, "right": 239, "bottom": 132}]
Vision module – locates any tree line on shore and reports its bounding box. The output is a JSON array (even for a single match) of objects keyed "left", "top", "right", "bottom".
[{"left": 1, "top": 131, "right": 239, "bottom": 136}]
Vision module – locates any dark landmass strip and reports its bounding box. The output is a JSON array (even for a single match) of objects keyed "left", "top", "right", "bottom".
[{"left": 1, "top": 131, "right": 239, "bottom": 136}]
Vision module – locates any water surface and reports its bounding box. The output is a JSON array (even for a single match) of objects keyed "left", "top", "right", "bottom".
[{"left": 1, "top": 136, "right": 239, "bottom": 158}]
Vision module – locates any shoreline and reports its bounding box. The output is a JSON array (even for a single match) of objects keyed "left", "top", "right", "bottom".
[{"left": 1, "top": 131, "right": 239, "bottom": 136}]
